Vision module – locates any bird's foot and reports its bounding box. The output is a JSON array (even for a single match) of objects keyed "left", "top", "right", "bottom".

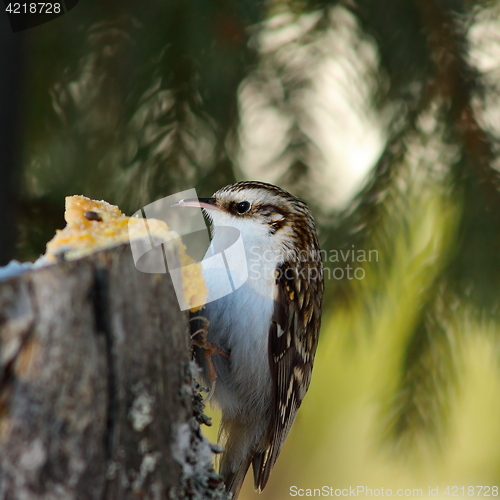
[{"left": 189, "top": 315, "right": 229, "bottom": 402}]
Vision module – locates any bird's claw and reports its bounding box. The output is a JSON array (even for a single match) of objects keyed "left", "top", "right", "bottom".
[
  {"left": 189, "top": 315, "right": 210, "bottom": 339},
  {"left": 190, "top": 315, "right": 229, "bottom": 403}
]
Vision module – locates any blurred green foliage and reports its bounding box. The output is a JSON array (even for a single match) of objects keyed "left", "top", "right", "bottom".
[{"left": 3, "top": 0, "right": 500, "bottom": 497}]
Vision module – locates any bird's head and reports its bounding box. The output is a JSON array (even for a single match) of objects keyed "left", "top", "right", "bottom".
[{"left": 175, "top": 181, "right": 320, "bottom": 260}]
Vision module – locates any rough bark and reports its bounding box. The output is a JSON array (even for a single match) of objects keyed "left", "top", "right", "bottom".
[{"left": 0, "top": 243, "right": 226, "bottom": 500}]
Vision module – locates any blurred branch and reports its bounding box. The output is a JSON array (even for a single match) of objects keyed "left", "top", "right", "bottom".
[
  {"left": 385, "top": 0, "right": 500, "bottom": 445},
  {"left": 325, "top": 0, "right": 500, "bottom": 446},
  {"left": 416, "top": 0, "right": 500, "bottom": 192},
  {"left": 415, "top": 0, "right": 500, "bottom": 305}
]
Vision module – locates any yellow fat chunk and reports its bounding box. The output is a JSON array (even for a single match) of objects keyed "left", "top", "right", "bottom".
[{"left": 44, "top": 195, "right": 206, "bottom": 311}]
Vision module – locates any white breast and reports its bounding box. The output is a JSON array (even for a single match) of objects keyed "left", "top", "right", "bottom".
[{"left": 201, "top": 222, "right": 279, "bottom": 421}]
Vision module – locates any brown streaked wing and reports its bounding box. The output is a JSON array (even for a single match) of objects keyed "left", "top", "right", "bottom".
[{"left": 252, "top": 260, "right": 322, "bottom": 491}]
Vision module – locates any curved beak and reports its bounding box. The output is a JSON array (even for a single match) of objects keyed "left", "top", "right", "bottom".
[{"left": 172, "top": 197, "right": 222, "bottom": 211}]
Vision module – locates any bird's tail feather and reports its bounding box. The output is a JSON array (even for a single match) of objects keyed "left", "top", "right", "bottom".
[
  {"left": 252, "top": 449, "right": 273, "bottom": 492},
  {"left": 221, "top": 458, "right": 252, "bottom": 499},
  {"left": 218, "top": 419, "right": 256, "bottom": 499}
]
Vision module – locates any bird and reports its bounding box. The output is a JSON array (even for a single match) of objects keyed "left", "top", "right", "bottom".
[{"left": 176, "top": 181, "right": 323, "bottom": 499}]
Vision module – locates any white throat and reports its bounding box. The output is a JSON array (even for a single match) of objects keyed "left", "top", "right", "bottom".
[{"left": 207, "top": 216, "right": 281, "bottom": 299}]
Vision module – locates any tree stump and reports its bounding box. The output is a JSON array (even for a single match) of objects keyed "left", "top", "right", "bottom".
[{"left": 0, "top": 243, "right": 226, "bottom": 500}]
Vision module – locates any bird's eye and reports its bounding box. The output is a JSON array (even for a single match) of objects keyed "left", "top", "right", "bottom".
[{"left": 236, "top": 201, "right": 251, "bottom": 214}]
